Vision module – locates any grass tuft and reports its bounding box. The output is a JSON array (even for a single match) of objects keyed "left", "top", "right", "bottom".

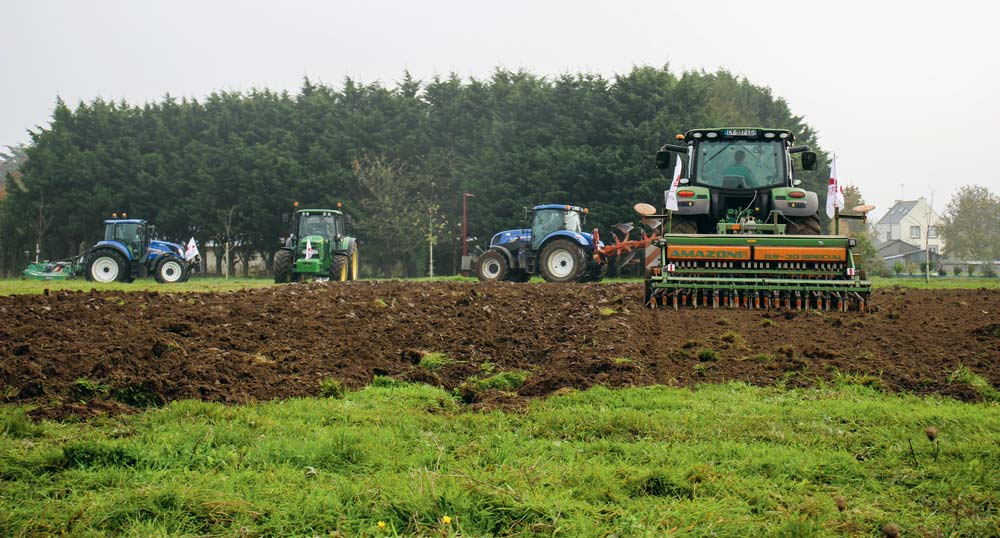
[
  {"left": 417, "top": 352, "right": 453, "bottom": 370},
  {"left": 318, "top": 378, "right": 346, "bottom": 399},
  {"left": 949, "top": 365, "right": 1000, "bottom": 401}
]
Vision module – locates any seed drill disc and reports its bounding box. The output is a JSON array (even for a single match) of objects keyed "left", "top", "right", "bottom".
[{"left": 634, "top": 202, "right": 657, "bottom": 216}]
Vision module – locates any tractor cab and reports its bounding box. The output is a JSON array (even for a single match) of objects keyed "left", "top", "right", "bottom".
[
  {"left": 297, "top": 210, "right": 343, "bottom": 240},
  {"left": 656, "top": 128, "right": 821, "bottom": 233},
  {"left": 530, "top": 204, "right": 586, "bottom": 249},
  {"left": 103, "top": 219, "right": 147, "bottom": 259}
]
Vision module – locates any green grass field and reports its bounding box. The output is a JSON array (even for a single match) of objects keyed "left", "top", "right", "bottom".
[
  {"left": 2, "top": 383, "right": 998, "bottom": 537},
  {"left": 2, "top": 274, "right": 998, "bottom": 296}
]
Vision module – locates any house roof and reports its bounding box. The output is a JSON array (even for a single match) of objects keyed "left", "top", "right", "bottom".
[{"left": 877, "top": 200, "right": 920, "bottom": 225}]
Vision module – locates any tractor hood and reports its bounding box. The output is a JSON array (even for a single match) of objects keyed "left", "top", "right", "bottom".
[
  {"left": 490, "top": 228, "right": 531, "bottom": 247},
  {"left": 490, "top": 229, "right": 602, "bottom": 249},
  {"left": 148, "top": 240, "right": 184, "bottom": 257}
]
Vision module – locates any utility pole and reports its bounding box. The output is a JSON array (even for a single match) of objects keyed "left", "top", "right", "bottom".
[
  {"left": 925, "top": 191, "right": 934, "bottom": 284},
  {"left": 462, "top": 193, "right": 474, "bottom": 276},
  {"left": 427, "top": 205, "right": 435, "bottom": 278},
  {"left": 224, "top": 205, "right": 236, "bottom": 279}
]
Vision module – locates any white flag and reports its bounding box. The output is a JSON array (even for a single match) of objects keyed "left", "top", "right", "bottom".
[
  {"left": 665, "top": 154, "right": 683, "bottom": 212},
  {"left": 304, "top": 239, "right": 315, "bottom": 260},
  {"left": 184, "top": 237, "right": 200, "bottom": 261},
  {"left": 826, "top": 156, "right": 845, "bottom": 218}
]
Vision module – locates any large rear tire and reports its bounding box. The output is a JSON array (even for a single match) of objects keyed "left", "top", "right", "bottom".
[
  {"left": 670, "top": 216, "right": 698, "bottom": 234},
  {"left": 786, "top": 213, "right": 822, "bottom": 235},
  {"left": 330, "top": 254, "right": 349, "bottom": 282},
  {"left": 347, "top": 243, "right": 359, "bottom": 281},
  {"left": 85, "top": 250, "right": 128, "bottom": 283},
  {"left": 539, "top": 239, "right": 587, "bottom": 283},
  {"left": 153, "top": 257, "right": 189, "bottom": 284},
  {"left": 475, "top": 250, "right": 509, "bottom": 282},
  {"left": 273, "top": 249, "right": 293, "bottom": 283}
]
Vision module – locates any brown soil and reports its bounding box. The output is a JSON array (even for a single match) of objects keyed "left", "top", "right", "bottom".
[{"left": 2, "top": 282, "right": 998, "bottom": 420}]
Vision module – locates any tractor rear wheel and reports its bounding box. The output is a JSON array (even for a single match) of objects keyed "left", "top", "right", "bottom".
[
  {"left": 85, "top": 250, "right": 128, "bottom": 283},
  {"left": 786, "top": 213, "right": 822, "bottom": 235},
  {"left": 153, "top": 257, "right": 189, "bottom": 284},
  {"left": 670, "top": 216, "right": 698, "bottom": 234},
  {"left": 347, "top": 243, "right": 359, "bottom": 281},
  {"left": 539, "top": 239, "right": 587, "bottom": 282},
  {"left": 475, "top": 250, "right": 509, "bottom": 282},
  {"left": 330, "top": 254, "right": 349, "bottom": 281},
  {"left": 273, "top": 249, "right": 293, "bottom": 283}
]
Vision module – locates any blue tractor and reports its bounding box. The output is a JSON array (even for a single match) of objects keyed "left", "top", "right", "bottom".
[
  {"left": 473, "top": 204, "right": 606, "bottom": 283},
  {"left": 82, "top": 217, "right": 197, "bottom": 284}
]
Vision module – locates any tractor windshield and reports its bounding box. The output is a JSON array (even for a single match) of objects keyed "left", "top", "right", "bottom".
[
  {"left": 298, "top": 214, "right": 339, "bottom": 238},
  {"left": 694, "top": 139, "right": 786, "bottom": 189}
]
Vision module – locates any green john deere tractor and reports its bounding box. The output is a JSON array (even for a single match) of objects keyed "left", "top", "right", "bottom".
[{"left": 273, "top": 205, "right": 359, "bottom": 283}]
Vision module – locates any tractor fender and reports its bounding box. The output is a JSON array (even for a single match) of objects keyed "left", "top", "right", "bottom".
[
  {"left": 771, "top": 187, "right": 819, "bottom": 217},
  {"left": 487, "top": 245, "right": 517, "bottom": 268},
  {"left": 537, "top": 231, "right": 594, "bottom": 253},
  {"left": 89, "top": 241, "right": 133, "bottom": 261},
  {"left": 339, "top": 237, "right": 357, "bottom": 255},
  {"left": 666, "top": 185, "right": 710, "bottom": 215}
]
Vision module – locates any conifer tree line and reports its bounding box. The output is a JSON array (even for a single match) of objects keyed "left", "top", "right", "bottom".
[{"left": 0, "top": 66, "right": 834, "bottom": 277}]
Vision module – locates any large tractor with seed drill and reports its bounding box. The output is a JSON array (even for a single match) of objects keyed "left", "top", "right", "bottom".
[
  {"left": 273, "top": 203, "right": 359, "bottom": 283},
  {"left": 472, "top": 204, "right": 607, "bottom": 282},
  {"left": 644, "top": 127, "right": 872, "bottom": 311},
  {"left": 83, "top": 214, "right": 198, "bottom": 283}
]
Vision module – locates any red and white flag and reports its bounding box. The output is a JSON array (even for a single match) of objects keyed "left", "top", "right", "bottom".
[
  {"left": 665, "top": 155, "right": 683, "bottom": 212},
  {"left": 304, "top": 239, "right": 315, "bottom": 260},
  {"left": 184, "top": 237, "right": 199, "bottom": 261},
  {"left": 825, "top": 155, "right": 845, "bottom": 218}
]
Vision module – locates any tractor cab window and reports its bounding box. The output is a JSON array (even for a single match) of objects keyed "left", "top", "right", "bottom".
[
  {"left": 106, "top": 222, "right": 143, "bottom": 257},
  {"left": 531, "top": 209, "right": 581, "bottom": 249},
  {"left": 298, "top": 214, "right": 339, "bottom": 238},
  {"left": 694, "top": 139, "right": 786, "bottom": 189}
]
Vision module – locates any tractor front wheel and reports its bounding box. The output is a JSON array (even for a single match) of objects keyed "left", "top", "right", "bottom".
[
  {"left": 475, "top": 250, "right": 509, "bottom": 282},
  {"left": 786, "top": 213, "right": 822, "bottom": 235},
  {"left": 85, "top": 250, "right": 128, "bottom": 283},
  {"left": 539, "top": 239, "right": 587, "bottom": 282},
  {"left": 154, "top": 257, "right": 189, "bottom": 284},
  {"left": 273, "top": 249, "right": 293, "bottom": 283},
  {"left": 670, "top": 216, "right": 698, "bottom": 234},
  {"left": 330, "top": 254, "right": 349, "bottom": 282}
]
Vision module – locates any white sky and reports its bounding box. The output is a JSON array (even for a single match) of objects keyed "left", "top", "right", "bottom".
[{"left": 5, "top": 0, "right": 999, "bottom": 219}]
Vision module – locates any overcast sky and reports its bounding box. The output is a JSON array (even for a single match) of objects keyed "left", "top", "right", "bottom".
[{"left": 5, "top": 0, "right": 999, "bottom": 219}]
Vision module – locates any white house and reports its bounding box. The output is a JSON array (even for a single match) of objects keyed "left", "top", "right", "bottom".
[{"left": 873, "top": 198, "right": 946, "bottom": 255}]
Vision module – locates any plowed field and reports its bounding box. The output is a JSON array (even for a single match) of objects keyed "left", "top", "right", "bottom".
[{"left": 2, "top": 282, "right": 998, "bottom": 419}]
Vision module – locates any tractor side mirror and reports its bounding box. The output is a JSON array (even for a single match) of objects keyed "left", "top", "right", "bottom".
[
  {"left": 655, "top": 150, "right": 673, "bottom": 170},
  {"left": 655, "top": 143, "right": 689, "bottom": 169},
  {"left": 344, "top": 214, "right": 353, "bottom": 227},
  {"left": 800, "top": 151, "right": 818, "bottom": 171}
]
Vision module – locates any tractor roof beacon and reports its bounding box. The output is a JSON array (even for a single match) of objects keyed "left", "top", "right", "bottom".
[
  {"left": 273, "top": 204, "right": 359, "bottom": 283},
  {"left": 646, "top": 127, "right": 873, "bottom": 311}
]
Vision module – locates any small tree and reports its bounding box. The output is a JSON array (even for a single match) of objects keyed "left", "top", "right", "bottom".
[
  {"left": 953, "top": 265, "right": 963, "bottom": 276},
  {"left": 984, "top": 265, "right": 998, "bottom": 278},
  {"left": 893, "top": 261, "right": 904, "bottom": 276},
  {"left": 905, "top": 261, "right": 917, "bottom": 276},
  {"left": 938, "top": 266, "right": 948, "bottom": 277},
  {"left": 967, "top": 264, "right": 977, "bottom": 276}
]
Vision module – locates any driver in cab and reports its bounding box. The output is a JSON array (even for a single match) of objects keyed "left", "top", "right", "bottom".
[{"left": 721, "top": 150, "right": 755, "bottom": 188}]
